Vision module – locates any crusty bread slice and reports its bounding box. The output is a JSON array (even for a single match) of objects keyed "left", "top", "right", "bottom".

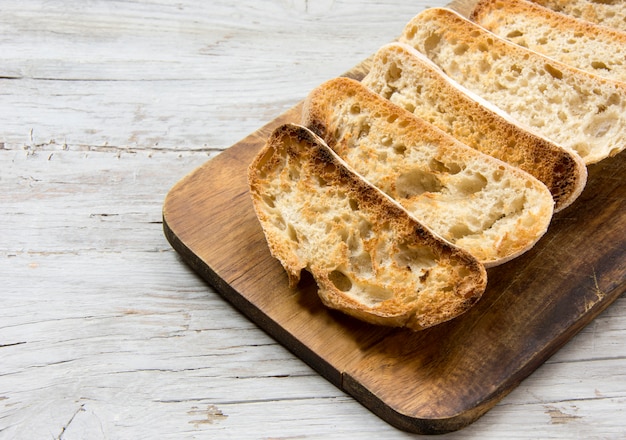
[
  {"left": 248, "top": 123, "right": 487, "bottom": 331},
  {"left": 302, "top": 77, "right": 554, "bottom": 267},
  {"left": 399, "top": 7, "right": 626, "bottom": 164},
  {"left": 470, "top": 0, "right": 626, "bottom": 84},
  {"left": 362, "top": 42, "right": 587, "bottom": 212},
  {"left": 530, "top": 0, "right": 626, "bottom": 33}
]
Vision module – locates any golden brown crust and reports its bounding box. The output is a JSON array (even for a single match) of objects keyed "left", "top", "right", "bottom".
[
  {"left": 247, "top": 123, "right": 487, "bottom": 331},
  {"left": 530, "top": 0, "right": 626, "bottom": 33},
  {"left": 302, "top": 77, "right": 555, "bottom": 267},
  {"left": 400, "top": 7, "right": 626, "bottom": 165},
  {"left": 362, "top": 42, "right": 587, "bottom": 211},
  {"left": 470, "top": 0, "right": 626, "bottom": 84}
]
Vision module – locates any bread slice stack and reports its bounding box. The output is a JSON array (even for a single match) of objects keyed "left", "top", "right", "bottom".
[
  {"left": 248, "top": 124, "right": 487, "bottom": 331},
  {"left": 470, "top": 0, "right": 626, "bottom": 84},
  {"left": 302, "top": 77, "right": 554, "bottom": 267},
  {"left": 399, "top": 7, "right": 626, "bottom": 165},
  {"left": 361, "top": 42, "right": 586, "bottom": 212},
  {"left": 530, "top": 0, "right": 626, "bottom": 33},
  {"left": 248, "top": 1, "right": 625, "bottom": 330}
]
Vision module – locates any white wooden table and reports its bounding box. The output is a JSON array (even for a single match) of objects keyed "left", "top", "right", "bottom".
[{"left": 1, "top": 1, "right": 624, "bottom": 438}]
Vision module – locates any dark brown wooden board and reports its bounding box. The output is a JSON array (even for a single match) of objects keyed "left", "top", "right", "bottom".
[{"left": 162, "top": 2, "right": 626, "bottom": 434}]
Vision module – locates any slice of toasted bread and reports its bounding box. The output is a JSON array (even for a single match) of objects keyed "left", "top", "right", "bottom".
[
  {"left": 302, "top": 77, "right": 554, "bottom": 267},
  {"left": 399, "top": 7, "right": 626, "bottom": 164},
  {"left": 362, "top": 42, "right": 587, "bottom": 212},
  {"left": 530, "top": 0, "right": 626, "bottom": 33},
  {"left": 247, "top": 123, "right": 487, "bottom": 331},
  {"left": 470, "top": 0, "right": 626, "bottom": 84}
]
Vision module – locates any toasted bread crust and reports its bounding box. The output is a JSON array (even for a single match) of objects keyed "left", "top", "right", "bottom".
[
  {"left": 302, "top": 77, "right": 554, "bottom": 267},
  {"left": 400, "top": 7, "right": 626, "bottom": 164},
  {"left": 248, "top": 123, "right": 487, "bottom": 331},
  {"left": 530, "top": 0, "right": 626, "bottom": 33},
  {"left": 362, "top": 42, "right": 587, "bottom": 211},
  {"left": 471, "top": 0, "right": 626, "bottom": 84}
]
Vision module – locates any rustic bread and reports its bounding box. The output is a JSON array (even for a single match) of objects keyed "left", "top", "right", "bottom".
[
  {"left": 530, "top": 0, "right": 626, "bottom": 33},
  {"left": 399, "top": 7, "right": 626, "bottom": 164},
  {"left": 302, "top": 77, "right": 554, "bottom": 267},
  {"left": 470, "top": 0, "right": 626, "bottom": 84},
  {"left": 247, "top": 123, "right": 487, "bottom": 331},
  {"left": 362, "top": 42, "right": 587, "bottom": 212}
]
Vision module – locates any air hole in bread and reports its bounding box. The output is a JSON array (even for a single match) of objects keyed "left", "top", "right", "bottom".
[
  {"left": 393, "top": 242, "right": 437, "bottom": 272},
  {"left": 350, "top": 104, "right": 361, "bottom": 115},
  {"left": 506, "top": 30, "right": 524, "bottom": 39},
  {"left": 492, "top": 168, "right": 504, "bottom": 182},
  {"left": 584, "top": 115, "right": 614, "bottom": 137},
  {"left": 287, "top": 223, "right": 299, "bottom": 243},
  {"left": 348, "top": 198, "right": 359, "bottom": 211},
  {"left": 449, "top": 223, "right": 473, "bottom": 240},
  {"left": 607, "top": 93, "right": 621, "bottom": 106},
  {"left": 429, "top": 158, "right": 462, "bottom": 174},
  {"left": 350, "top": 251, "right": 373, "bottom": 276},
  {"left": 572, "top": 142, "right": 591, "bottom": 158},
  {"left": 386, "top": 62, "right": 403, "bottom": 83},
  {"left": 544, "top": 64, "right": 563, "bottom": 80},
  {"left": 387, "top": 114, "right": 398, "bottom": 123},
  {"left": 288, "top": 166, "right": 300, "bottom": 180},
  {"left": 591, "top": 61, "right": 610, "bottom": 71},
  {"left": 272, "top": 215, "right": 286, "bottom": 231},
  {"left": 262, "top": 195, "right": 276, "bottom": 208},
  {"left": 381, "top": 135, "right": 393, "bottom": 146},
  {"left": 360, "top": 285, "right": 394, "bottom": 306},
  {"left": 424, "top": 32, "right": 442, "bottom": 53},
  {"left": 394, "top": 143, "right": 407, "bottom": 155},
  {"left": 457, "top": 172, "right": 488, "bottom": 195},
  {"left": 256, "top": 148, "right": 276, "bottom": 175},
  {"left": 315, "top": 175, "right": 328, "bottom": 186},
  {"left": 358, "top": 123, "right": 371, "bottom": 138},
  {"left": 454, "top": 43, "right": 469, "bottom": 56},
  {"left": 329, "top": 270, "right": 352, "bottom": 292},
  {"left": 358, "top": 218, "right": 374, "bottom": 240},
  {"left": 404, "top": 102, "right": 417, "bottom": 113},
  {"left": 396, "top": 169, "right": 443, "bottom": 198},
  {"left": 479, "top": 60, "right": 491, "bottom": 74}
]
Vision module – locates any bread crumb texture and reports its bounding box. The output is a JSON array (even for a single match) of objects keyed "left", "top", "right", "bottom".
[
  {"left": 471, "top": 0, "right": 626, "bottom": 84},
  {"left": 248, "top": 124, "right": 487, "bottom": 330},
  {"left": 303, "top": 78, "right": 554, "bottom": 267},
  {"left": 362, "top": 42, "right": 587, "bottom": 212},
  {"left": 531, "top": 0, "right": 626, "bottom": 33},
  {"left": 400, "top": 8, "right": 626, "bottom": 164}
]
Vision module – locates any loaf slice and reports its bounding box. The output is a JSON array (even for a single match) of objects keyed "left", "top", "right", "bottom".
[
  {"left": 399, "top": 7, "right": 626, "bottom": 164},
  {"left": 470, "top": 0, "right": 626, "bottom": 84},
  {"left": 302, "top": 77, "right": 554, "bottom": 267},
  {"left": 248, "top": 123, "right": 487, "bottom": 331},
  {"left": 530, "top": 0, "right": 626, "bottom": 33},
  {"left": 362, "top": 42, "right": 587, "bottom": 212}
]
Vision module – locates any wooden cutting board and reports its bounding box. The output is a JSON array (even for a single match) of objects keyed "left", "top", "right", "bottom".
[{"left": 162, "top": 1, "right": 626, "bottom": 434}]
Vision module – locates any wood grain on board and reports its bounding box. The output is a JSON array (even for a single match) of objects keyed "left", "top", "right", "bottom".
[{"left": 163, "top": 0, "right": 626, "bottom": 434}]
